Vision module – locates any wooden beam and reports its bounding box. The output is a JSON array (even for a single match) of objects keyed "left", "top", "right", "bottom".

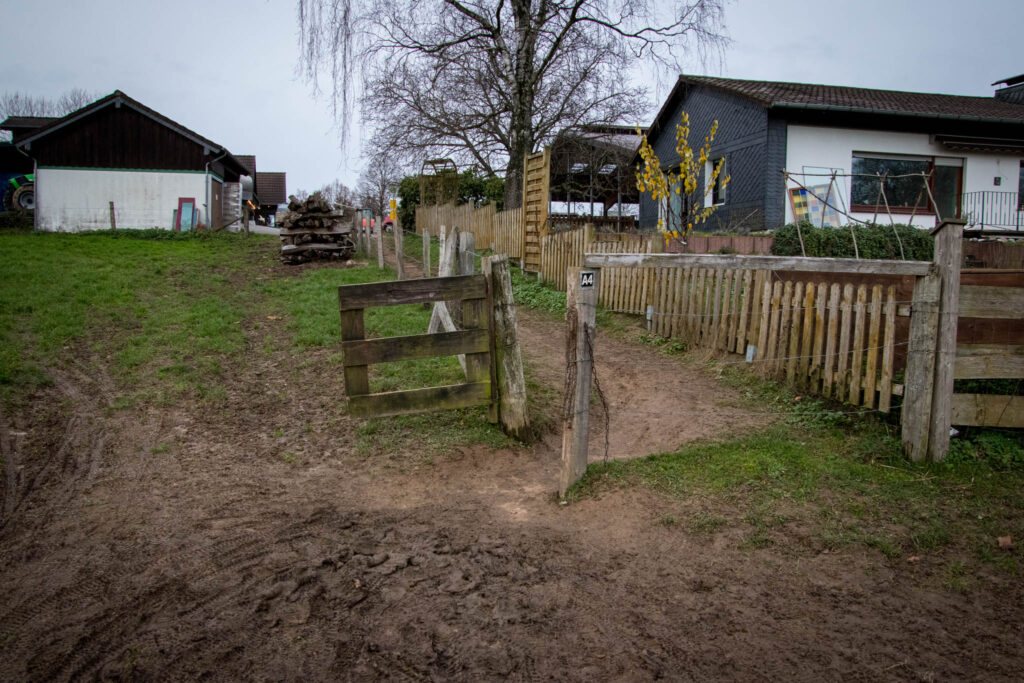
[
  {"left": 958, "top": 286, "right": 1024, "bottom": 320},
  {"left": 338, "top": 274, "right": 486, "bottom": 310},
  {"left": 422, "top": 228, "right": 431, "bottom": 277},
  {"left": 901, "top": 273, "right": 941, "bottom": 461},
  {"left": 349, "top": 382, "right": 491, "bottom": 417},
  {"left": 394, "top": 222, "right": 405, "bottom": 280},
  {"left": 951, "top": 394, "right": 1024, "bottom": 428},
  {"left": 583, "top": 252, "right": 933, "bottom": 276},
  {"left": 927, "top": 219, "right": 965, "bottom": 462},
  {"left": 376, "top": 221, "right": 384, "bottom": 270},
  {"left": 339, "top": 308, "right": 369, "bottom": 397},
  {"left": 428, "top": 229, "right": 460, "bottom": 335},
  {"left": 560, "top": 266, "right": 599, "bottom": 498},
  {"left": 342, "top": 328, "right": 489, "bottom": 366},
  {"left": 484, "top": 255, "right": 530, "bottom": 440},
  {"left": 954, "top": 344, "right": 1024, "bottom": 379}
]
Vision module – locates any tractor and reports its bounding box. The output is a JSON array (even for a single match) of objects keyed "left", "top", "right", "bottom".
[{"left": 1, "top": 173, "right": 34, "bottom": 211}]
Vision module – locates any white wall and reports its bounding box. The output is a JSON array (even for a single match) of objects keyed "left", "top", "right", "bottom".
[
  {"left": 35, "top": 168, "right": 211, "bottom": 232},
  {"left": 784, "top": 124, "right": 1022, "bottom": 227}
]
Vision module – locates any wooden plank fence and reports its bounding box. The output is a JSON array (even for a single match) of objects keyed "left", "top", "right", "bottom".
[
  {"left": 522, "top": 148, "right": 551, "bottom": 273},
  {"left": 950, "top": 269, "right": 1024, "bottom": 428},
  {"left": 493, "top": 207, "right": 523, "bottom": 260},
  {"left": 416, "top": 203, "right": 524, "bottom": 260}
]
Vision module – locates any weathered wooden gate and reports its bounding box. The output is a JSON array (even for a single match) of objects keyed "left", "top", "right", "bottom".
[{"left": 338, "top": 275, "right": 496, "bottom": 417}]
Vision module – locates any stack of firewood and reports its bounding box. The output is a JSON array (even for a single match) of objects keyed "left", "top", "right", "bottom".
[{"left": 279, "top": 193, "right": 355, "bottom": 264}]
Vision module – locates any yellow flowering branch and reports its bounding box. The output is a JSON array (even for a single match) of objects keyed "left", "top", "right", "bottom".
[{"left": 636, "top": 112, "right": 731, "bottom": 247}]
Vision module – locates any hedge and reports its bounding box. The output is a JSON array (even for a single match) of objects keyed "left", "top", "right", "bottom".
[{"left": 771, "top": 222, "right": 933, "bottom": 261}]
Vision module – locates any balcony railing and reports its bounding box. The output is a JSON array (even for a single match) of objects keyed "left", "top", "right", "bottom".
[{"left": 961, "top": 191, "right": 1022, "bottom": 231}]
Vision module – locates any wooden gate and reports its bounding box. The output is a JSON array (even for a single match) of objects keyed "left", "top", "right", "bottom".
[{"left": 338, "top": 275, "right": 495, "bottom": 417}]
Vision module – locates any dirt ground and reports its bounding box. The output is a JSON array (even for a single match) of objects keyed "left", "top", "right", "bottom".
[{"left": 1, "top": 253, "right": 1022, "bottom": 681}]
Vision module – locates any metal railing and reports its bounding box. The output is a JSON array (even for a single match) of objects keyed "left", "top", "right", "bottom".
[{"left": 961, "top": 191, "right": 1022, "bottom": 231}]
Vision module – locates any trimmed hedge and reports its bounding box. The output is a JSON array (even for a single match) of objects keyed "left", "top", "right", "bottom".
[{"left": 772, "top": 222, "right": 933, "bottom": 261}]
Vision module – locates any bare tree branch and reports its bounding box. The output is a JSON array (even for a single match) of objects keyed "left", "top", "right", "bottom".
[{"left": 296, "top": 0, "right": 726, "bottom": 206}]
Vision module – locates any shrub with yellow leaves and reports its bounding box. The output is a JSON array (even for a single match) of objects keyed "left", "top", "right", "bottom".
[{"left": 635, "top": 112, "right": 730, "bottom": 247}]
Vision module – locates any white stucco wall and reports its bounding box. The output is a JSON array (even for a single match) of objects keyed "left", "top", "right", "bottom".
[
  {"left": 784, "top": 124, "right": 1022, "bottom": 227},
  {"left": 35, "top": 168, "right": 212, "bottom": 232}
]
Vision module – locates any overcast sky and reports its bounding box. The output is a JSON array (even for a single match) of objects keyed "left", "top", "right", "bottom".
[{"left": 2, "top": 0, "right": 1020, "bottom": 194}]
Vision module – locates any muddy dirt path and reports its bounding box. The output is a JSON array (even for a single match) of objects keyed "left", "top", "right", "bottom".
[{"left": 2, "top": 251, "right": 1022, "bottom": 681}]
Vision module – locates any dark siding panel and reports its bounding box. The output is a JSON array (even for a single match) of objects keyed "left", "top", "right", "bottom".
[
  {"left": 29, "top": 105, "right": 207, "bottom": 171},
  {"left": 764, "top": 117, "right": 788, "bottom": 228},
  {"left": 641, "top": 85, "right": 770, "bottom": 232}
]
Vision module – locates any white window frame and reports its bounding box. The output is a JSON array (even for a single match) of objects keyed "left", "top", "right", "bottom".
[{"left": 704, "top": 157, "right": 726, "bottom": 207}]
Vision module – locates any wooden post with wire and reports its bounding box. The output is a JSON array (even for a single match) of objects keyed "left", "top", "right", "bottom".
[
  {"left": 483, "top": 254, "right": 530, "bottom": 439},
  {"left": 901, "top": 218, "right": 964, "bottom": 462},
  {"left": 376, "top": 217, "right": 384, "bottom": 270},
  {"left": 422, "top": 228, "right": 431, "bottom": 276},
  {"left": 560, "top": 265, "right": 599, "bottom": 498},
  {"left": 926, "top": 218, "right": 965, "bottom": 462},
  {"left": 394, "top": 218, "right": 405, "bottom": 280}
]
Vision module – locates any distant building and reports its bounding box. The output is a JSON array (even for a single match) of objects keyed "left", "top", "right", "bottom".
[
  {"left": 2, "top": 90, "right": 250, "bottom": 231},
  {"left": 637, "top": 75, "right": 1024, "bottom": 232},
  {"left": 255, "top": 171, "right": 287, "bottom": 225}
]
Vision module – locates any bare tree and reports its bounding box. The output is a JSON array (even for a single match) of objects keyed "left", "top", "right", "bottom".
[
  {"left": 317, "top": 179, "right": 359, "bottom": 208},
  {"left": 0, "top": 88, "right": 103, "bottom": 141},
  {"left": 297, "top": 0, "right": 726, "bottom": 207},
  {"left": 357, "top": 156, "right": 403, "bottom": 216}
]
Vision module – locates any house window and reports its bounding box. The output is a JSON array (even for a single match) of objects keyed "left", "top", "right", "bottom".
[
  {"left": 658, "top": 176, "right": 689, "bottom": 233},
  {"left": 851, "top": 153, "right": 962, "bottom": 217},
  {"left": 705, "top": 158, "right": 726, "bottom": 206}
]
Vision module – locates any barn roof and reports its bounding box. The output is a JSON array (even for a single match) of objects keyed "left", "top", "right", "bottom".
[
  {"left": 235, "top": 154, "right": 256, "bottom": 176},
  {"left": 256, "top": 171, "right": 287, "bottom": 205},
  {"left": 14, "top": 90, "right": 250, "bottom": 177}
]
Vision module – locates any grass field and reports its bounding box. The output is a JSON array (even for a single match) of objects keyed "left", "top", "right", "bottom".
[
  {"left": 3, "top": 228, "right": 1021, "bottom": 577},
  {"left": 0, "top": 229, "right": 510, "bottom": 456}
]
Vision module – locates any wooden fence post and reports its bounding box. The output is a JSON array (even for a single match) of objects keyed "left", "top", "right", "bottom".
[
  {"left": 394, "top": 220, "right": 406, "bottom": 280},
  {"left": 376, "top": 219, "right": 385, "bottom": 270},
  {"left": 422, "top": 228, "right": 431, "bottom": 276},
  {"left": 560, "top": 266, "right": 599, "bottom": 498},
  {"left": 927, "top": 218, "right": 965, "bottom": 462},
  {"left": 901, "top": 273, "right": 940, "bottom": 460},
  {"left": 483, "top": 255, "right": 530, "bottom": 440},
  {"left": 109, "top": 201, "right": 116, "bottom": 230},
  {"left": 457, "top": 231, "right": 475, "bottom": 276},
  {"left": 362, "top": 214, "right": 370, "bottom": 255}
]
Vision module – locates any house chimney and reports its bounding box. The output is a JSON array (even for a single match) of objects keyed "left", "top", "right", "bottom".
[{"left": 993, "top": 74, "right": 1024, "bottom": 104}]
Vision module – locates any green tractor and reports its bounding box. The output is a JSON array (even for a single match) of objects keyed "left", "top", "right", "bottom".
[{"left": 2, "top": 173, "right": 34, "bottom": 211}]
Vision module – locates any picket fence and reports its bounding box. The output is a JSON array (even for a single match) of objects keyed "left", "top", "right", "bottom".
[
  {"left": 416, "top": 203, "right": 524, "bottom": 259},
  {"left": 540, "top": 227, "right": 655, "bottom": 290},
  {"left": 538, "top": 227, "right": 905, "bottom": 411}
]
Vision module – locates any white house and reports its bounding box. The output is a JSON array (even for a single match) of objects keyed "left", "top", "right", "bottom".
[{"left": 637, "top": 74, "right": 1024, "bottom": 232}]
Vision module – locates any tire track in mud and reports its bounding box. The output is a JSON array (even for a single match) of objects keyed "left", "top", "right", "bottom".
[{"left": 5, "top": 501, "right": 580, "bottom": 680}]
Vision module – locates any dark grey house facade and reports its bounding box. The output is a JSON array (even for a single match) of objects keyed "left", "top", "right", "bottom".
[{"left": 638, "top": 75, "right": 1024, "bottom": 233}]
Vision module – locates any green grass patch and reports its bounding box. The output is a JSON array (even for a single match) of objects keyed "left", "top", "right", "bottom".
[
  {"left": 567, "top": 419, "right": 1024, "bottom": 573},
  {"left": 0, "top": 230, "right": 266, "bottom": 405}
]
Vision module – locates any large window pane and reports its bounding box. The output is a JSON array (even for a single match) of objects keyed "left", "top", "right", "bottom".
[{"left": 851, "top": 156, "right": 930, "bottom": 209}]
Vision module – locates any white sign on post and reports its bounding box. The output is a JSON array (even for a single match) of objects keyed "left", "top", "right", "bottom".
[{"left": 580, "top": 270, "right": 595, "bottom": 288}]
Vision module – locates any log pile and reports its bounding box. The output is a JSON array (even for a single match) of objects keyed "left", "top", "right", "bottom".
[{"left": 279, "top": 194, "right": 356, "bottom": 264}]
